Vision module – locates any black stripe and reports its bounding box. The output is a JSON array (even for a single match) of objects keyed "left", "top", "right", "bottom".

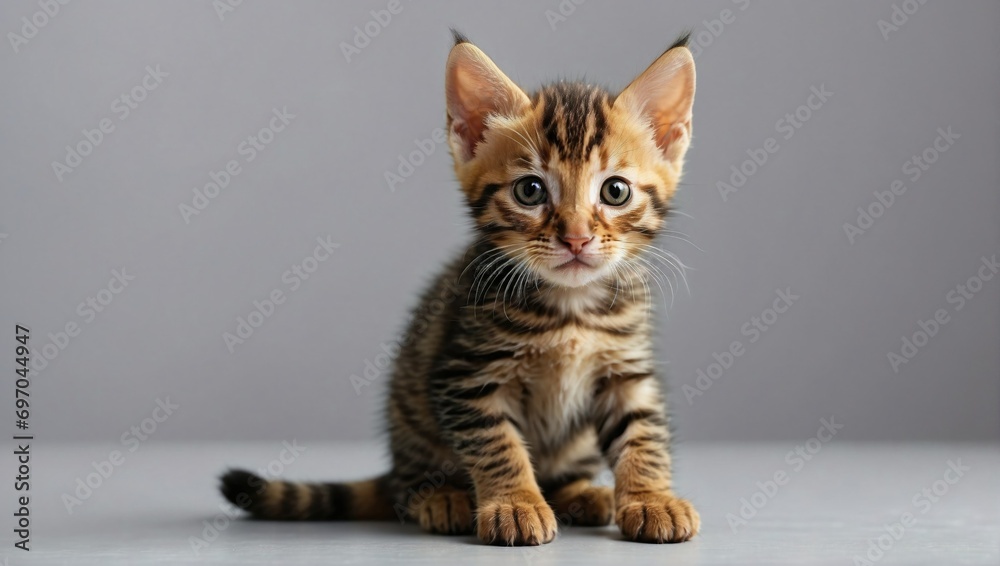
[
  {"left": 446, "top": 382, "right": 501, "bottom": 400},
  {"left": 474, "top": 223, "right": 508, "bottom": 238},
  {"left": 640, "top": 184, "right": 669, "bottom": 217},
  {"left": 520, "top": 293, "right": 562, "bottom": 318},
  {"left": 325, "top": 483, "right": 352, "bottom": 520},
  {"left": 471, "top": 183, "right": 504, "bottom": 212},
  {"left": 624, "top": 433, "right": 668, "bottom": 446},
  {"left": 429, "top": 350, "right": 516, "bottom": 386},
  {"left": 307, "top": 483, "right": 327, "bottom": 520},
  {"left": 429, "top": 365, "right": 474, "bottom": 381},
  {"left": 542, "top": 92, "right": 560, "bottom": 147},
  {"left": 454, "top": 434, "right": 503, "bottom": 455},
  {"left": 444, "top": 495, "right": 453, "bottom": 532},
  {"left": 585, "top": 92, "right": 608, "bottom": 158},
  {"left": 491, "top": 312, "right": 567, "bottom": 335},
  {"left": 446, "top": 413, "right": 505, "bottom": 433},
  {"left": 395, "top": 468, "right": 425, "bottom": 486},
  {"left": 513, "top": 507, "right": 526, "bottom": 541},
  {"left": 479, "top": 460, "right": 519, "bottom": 478},
  {"left": 635, "top": 462, "right": 664, "bottom": 480},
  {"left": 583, "top": 296, "right": 632, "bottom": 317},
  {"left": 456, "top": 349, "right": 518, "bottom": 363},
  {"left": 579, "top": 320, "right": 642, "bottom": 336},
  {"left": 575, "top": 454, "right": 605, "bottom": 468},
  {"left": 599, "top": 409, "right": 659, "bottom": 453},
  {"left": 390, "top": 389, "right": 439, "bottom": 441},
  {"left": 538, "top": 471, "right": 591, "bottom": 496},
  {"left": 280, "top": 482, "right": 300, "bottom": 519},
  {"left": 616, "top": 372, "right": 655, "bottom": 383}
]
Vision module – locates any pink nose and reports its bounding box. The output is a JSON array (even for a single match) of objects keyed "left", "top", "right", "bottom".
[{"left": 559, "top": 235, "right": 593, "bottom": 255}]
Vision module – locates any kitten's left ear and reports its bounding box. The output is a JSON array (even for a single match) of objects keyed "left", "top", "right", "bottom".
[
  {"left": 445, "top": 34, "right": 531, "bottom": 164},
  {"left": 615, "top": 37, "right": 696, "bottom": 167}
]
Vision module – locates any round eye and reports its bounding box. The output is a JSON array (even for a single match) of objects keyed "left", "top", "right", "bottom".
[
  {"left": 600, "top": 177, "right": 632, "bottom": 206},
  {"left": 512, "top": 176, "right": 547, "bottom": 206}
]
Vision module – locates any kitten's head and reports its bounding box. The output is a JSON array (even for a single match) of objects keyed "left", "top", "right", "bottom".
[{"left": 446, "top": 32, "right": 695, "bottom": 290}]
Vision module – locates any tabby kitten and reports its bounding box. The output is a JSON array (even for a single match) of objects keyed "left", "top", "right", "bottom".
[{"left": 221, "top": 31, "right": 699, "bottom": 546}]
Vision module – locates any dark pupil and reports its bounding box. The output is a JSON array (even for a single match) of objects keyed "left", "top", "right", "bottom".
[
  {"left": 608, "top": 183, "right": 622, "bottom": 200},
  {"left": 523, "top": 183, "right": 538, "bottom": 198}
]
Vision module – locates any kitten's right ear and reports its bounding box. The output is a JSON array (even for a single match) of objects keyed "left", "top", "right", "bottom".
[{"left": 445, "top": 34, "right": 530, "bottom": 164}]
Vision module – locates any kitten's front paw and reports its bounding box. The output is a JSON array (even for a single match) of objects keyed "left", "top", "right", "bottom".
[
  {"left": 476, "top": 490, "right": 557, "bottom": 546},
  {"left": 616, "top": 493, "right": 699, "bottom": 543}
]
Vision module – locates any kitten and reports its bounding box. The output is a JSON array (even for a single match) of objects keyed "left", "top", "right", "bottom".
[{"left": 220, "top": 30, "right": 699, "bottom": 546}]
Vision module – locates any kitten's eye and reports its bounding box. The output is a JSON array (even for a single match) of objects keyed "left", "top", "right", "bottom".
[
  {"left": 512, "top": 176, "right": 547, "bottom": 206},
  {"left": 600, "top": 177, "right": 632, "bottom": 206}
]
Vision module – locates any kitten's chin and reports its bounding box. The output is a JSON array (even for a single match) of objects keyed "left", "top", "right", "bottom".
[{"left": 540, "top": 259, "right": 607, "bottom": 288}]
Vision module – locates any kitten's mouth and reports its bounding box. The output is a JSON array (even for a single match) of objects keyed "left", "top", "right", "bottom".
[
  {"left": 544, "top": 255, "right": 607, "bottom": 288},
  {"left": 554, "top": 257, "right": 593, "bottom": 270}
]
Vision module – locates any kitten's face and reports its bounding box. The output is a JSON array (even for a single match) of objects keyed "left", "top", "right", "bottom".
[{"left": 445, "top": 36, "right": 695, "bottom": 290}]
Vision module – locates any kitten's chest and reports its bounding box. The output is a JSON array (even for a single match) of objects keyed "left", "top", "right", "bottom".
[
  {"left": 488, "top": 286, "right": 652, "bottom": 445},
  {"left": 512, "top": 333, "right": 615, "bottom": 445}
]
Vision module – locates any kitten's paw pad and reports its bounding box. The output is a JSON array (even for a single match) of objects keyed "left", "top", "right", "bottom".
[
  {"left": 476, "top": 493, "right": 557, "bottom": 546},
  {"left": 616, "top": 494, "right": 699, "bottom": 543},
  {"left": 559, "top": 485, "right": 614, "bottom": 526},
  {"left": 416, "top": 490, "right": 474, "bottom": 535}
]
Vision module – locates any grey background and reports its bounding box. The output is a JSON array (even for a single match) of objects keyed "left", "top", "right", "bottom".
[{"left": 1, "top": 0, "right": 997, "bottom": 444}]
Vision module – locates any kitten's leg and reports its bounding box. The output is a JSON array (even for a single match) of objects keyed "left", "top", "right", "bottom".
[
  {"left": 388, "top": 424, "right": 475, "bottom": 534},
  {"left": 544, "top": 478, "right": 614, "bottom": 527},
  {"left": 407, "top": 484, "right": 475, "bottom": 535},
  {"left": 594, "top": 376, "right": 700, "bottom": 543},
  {"left": 439, "top": 393, "right": 557, "bottom": 545},
  {"left": 538, "top": 439, "right": 613, "bottom": 526}
]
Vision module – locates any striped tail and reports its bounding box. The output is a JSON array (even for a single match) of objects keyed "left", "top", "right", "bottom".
[{"left": 219, "top": 469, "right": 397, "bottom": 521}]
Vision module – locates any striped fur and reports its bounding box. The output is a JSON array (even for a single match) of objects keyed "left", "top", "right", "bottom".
[{"left": 220, "top": 31, "right": 699, "bottom": 546}]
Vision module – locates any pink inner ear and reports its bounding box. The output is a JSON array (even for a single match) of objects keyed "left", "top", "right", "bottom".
[
  {"left": 658, "top": 122, "right": 685, "bottom": 153},
  {"left": 451, "top": 95, "right": 497, "bottom": 159},
  {"left": 656, "top": 122, "right": 691, "bottom": 164},
  {"left": 450, "top": 118, "right": 478, "bottom": 161},
  {"left": 446, "top": 43, "right": 531, "bottom": 162},
  {"left": 447, "top": 72, "right": 490, "bottom": 158}
]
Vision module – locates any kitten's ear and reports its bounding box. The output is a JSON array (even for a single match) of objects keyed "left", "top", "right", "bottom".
[
  {"left": 615, "top": 37, "right": 696, "bottom": 167},
  {"left": 445, "top": 35, "right": 530, "bottom": 163}
]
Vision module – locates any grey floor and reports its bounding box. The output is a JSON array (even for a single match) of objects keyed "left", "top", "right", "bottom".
[{"left": 8, "top": 442, "right": 998, "bottom": 565}]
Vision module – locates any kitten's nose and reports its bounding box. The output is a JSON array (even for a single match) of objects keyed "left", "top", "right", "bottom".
[{"left": 559, "top": 235, "right": 593, "bottom": 255}]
